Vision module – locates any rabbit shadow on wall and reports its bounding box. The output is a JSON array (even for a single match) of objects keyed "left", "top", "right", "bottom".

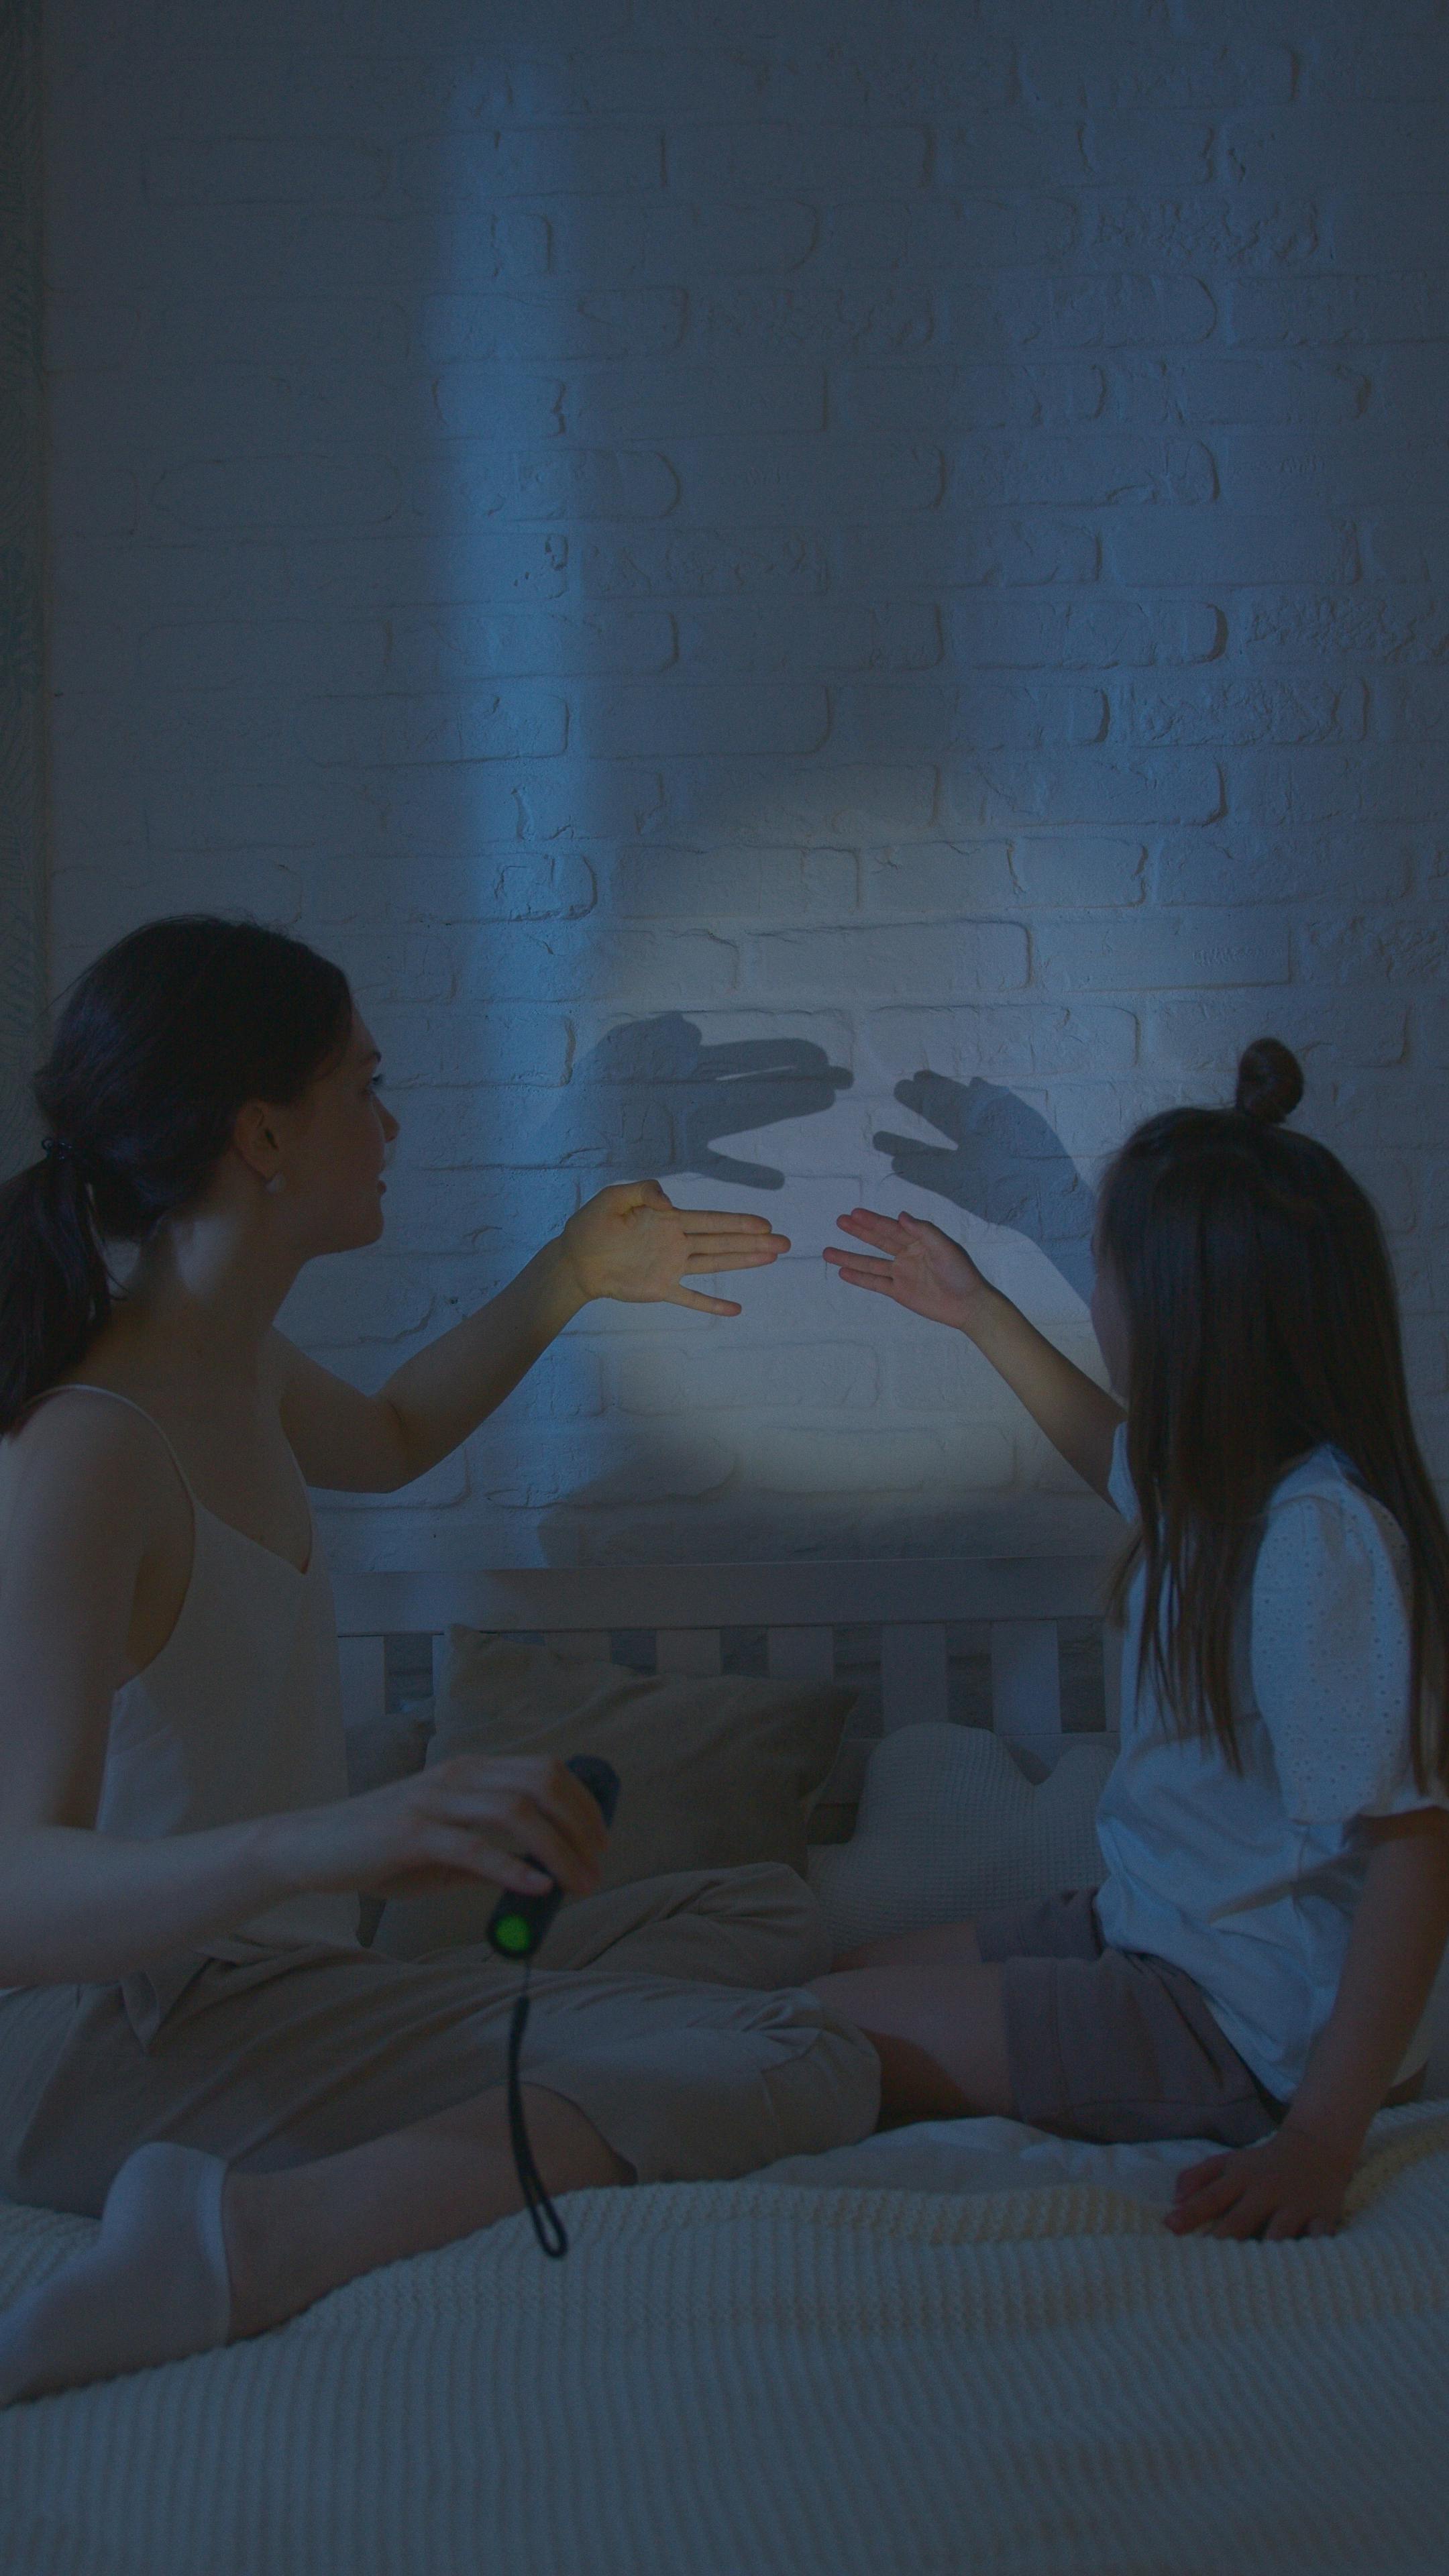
[
  {"left": 541, "top": 1028, "right": 1093, "bottom": 1306},
  {"left": 529, "top": 1024, "right": 1099, "bottom": 1562},
  {"left": 873, "top": 1071, "right": 1095, "bottom": 1305},
  {"left": 538, "top": 1012, "right": 854, "bottom": 1190}
]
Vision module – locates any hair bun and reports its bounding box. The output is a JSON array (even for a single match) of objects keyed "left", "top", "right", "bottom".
[{"left": 1234, "top": 1036, "right": 1303, "bottom": 1125}]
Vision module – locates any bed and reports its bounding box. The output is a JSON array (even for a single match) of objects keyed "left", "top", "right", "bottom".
[{"left": 1, "top": 1556, "right": 1446, "bottom": 2575}]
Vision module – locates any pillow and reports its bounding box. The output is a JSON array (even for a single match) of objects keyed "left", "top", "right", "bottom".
[
  {"left": 372, "top": 1633, "right": 855, "bottom": 1962},
  {"left": 809, "top": 1723, "right": 1114, "bottom": 1957},
  {"left": 343, "top": 1705, "right": 435, "bottom": 1799}
]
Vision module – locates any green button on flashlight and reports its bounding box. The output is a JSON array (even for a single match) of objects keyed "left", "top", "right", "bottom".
[{"left": 485, "top": 1758, "right": 621, "bottom": 1968}]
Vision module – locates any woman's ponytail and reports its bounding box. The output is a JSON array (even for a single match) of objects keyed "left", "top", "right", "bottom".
[
  {"left": 0, "top": 1146, "right": 113, "bottom": 1435},
  {"left": 0, "top": 915, "right": 353, "bottom": 1439}
]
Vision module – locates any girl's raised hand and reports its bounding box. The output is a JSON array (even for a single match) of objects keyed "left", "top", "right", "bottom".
[
  {"left": 559, "top": 1179, "right": 788, "bottom": 1317},
  {"left": 1164, "top": 2123, "right": 1357, "bottom": 2241},
  {"left": 824, "top": 1208, "right": 991, "bottom": 1332}
]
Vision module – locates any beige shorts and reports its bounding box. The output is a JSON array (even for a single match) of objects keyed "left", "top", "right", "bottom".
[
  {"left": 975, "top": 1889, "right": 1282, "bottom": 2147},
  {"left": 0, "top": 1864, "right": 879, "bottom": 2217}
]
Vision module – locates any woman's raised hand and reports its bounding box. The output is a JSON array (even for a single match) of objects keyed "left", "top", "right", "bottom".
[
  {"left": 268, "top": 1754, "right": 612, "bottom": 1904},
  {"left": 559, "top": 1179, "right": 789, "bottom": 1316},
  {"left": 824, "top": 1208, "right": 992, "bottom": 1332}
]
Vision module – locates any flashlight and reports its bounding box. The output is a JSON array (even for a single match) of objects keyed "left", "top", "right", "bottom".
[{"left": 486, "top": 1754, "right": 620, "bottom": 1960}]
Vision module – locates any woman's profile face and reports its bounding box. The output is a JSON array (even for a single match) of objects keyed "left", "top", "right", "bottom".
[{"left": 284, "top": 1013, "right": 400, "bottom": 1253}]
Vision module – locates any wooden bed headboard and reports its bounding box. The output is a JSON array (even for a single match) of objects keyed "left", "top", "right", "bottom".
[{"left": 332, "top": 1556, "right": 1120, "bottom": 1787}]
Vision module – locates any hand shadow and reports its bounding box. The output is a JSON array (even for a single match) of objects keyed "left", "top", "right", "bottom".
[
  {"left": 874, "top": 1072, "right": 1095, "bottom": 1301},
  {"left": 549, "top": 1012, "right": 853, "bottom": 1189}
]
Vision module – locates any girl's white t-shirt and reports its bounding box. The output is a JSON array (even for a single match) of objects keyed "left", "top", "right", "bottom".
[{"left": 1094, "top": 1424, "right": 1446, "bottom": 2102}]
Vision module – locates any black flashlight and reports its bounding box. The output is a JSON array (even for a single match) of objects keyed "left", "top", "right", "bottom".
[{"left": 486, "top": 1754, "right": 621, "bottom": 1961}]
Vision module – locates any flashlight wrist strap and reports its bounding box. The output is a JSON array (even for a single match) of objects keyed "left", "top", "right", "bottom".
[{"left": 506, "top": 1962, "right": 568, "bottom": 2261}]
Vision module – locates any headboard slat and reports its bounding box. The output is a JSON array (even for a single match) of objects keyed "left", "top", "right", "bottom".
[
  {"left": 879, "top": 1623, "right": 949, "bottom": 1732},
  {"left": 543, "top": 1629, "right": 612, "bottom": 1664},
  {"left": 990, "top": 1621, "right": 1063, "bottom": 1762},
  {"left": 655, "top": 1629, "right": 724, "bottom": 1678},
  {"left": 337, "top": 1633, "right": 386, "bottom": 1729},
  {"left": 766, "top": 1627, "right": 837, "bottom": 1685}
]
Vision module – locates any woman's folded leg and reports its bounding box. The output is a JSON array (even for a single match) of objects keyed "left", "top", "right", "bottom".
[
  {"left": 0, "top": 1945, "right": 879, "bottom": 2398},
  {"left": 0, "top": 1936, "right": 879, "bottom": 2215},
  {"left": 519, "top": 1859, "right": 836, "bottom": 1990}
]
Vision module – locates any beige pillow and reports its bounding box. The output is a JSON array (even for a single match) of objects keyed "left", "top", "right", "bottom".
[
  {"left": 343, "top": 1706, "right": 435, "bottom": 1799},
  {"left": 372, "top": 1633, "right": 855, "bottom": 1961}
]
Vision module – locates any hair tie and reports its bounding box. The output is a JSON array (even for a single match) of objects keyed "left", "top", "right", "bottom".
[{"left": 40, "top": 1135, "right": 91, "bottom": 1181}]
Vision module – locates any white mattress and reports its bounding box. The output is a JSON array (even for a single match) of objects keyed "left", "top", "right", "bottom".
[
  {"left": 2, "top": 2104, "right": 1448, "bottom": 2576},
  {"left": 759, "top": 2109, "right": 1223, "bottom": 2204}
]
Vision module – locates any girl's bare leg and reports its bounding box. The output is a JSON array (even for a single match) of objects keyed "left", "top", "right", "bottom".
[
  {"left": 833, "top": 1921, "right": 983, "bottom": 1971},
  {"left": 224, "top": 2084, "right": 629, "bottom": 2338},
  {"left": 809, "top": 1964, "right": 1012, "bottom": 2129}
]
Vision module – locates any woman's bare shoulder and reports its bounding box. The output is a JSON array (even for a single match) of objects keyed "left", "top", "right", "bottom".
[{"left": 0, "top": 1386, "right": 178, "bottom": 1552}]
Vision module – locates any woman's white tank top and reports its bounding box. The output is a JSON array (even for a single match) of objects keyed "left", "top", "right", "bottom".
[{"left": 30, "top": 1386, "right": 358, "bottom": 2028}]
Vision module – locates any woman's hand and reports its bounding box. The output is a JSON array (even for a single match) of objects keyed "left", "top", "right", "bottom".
[
  {"left": 823, "top": 1208, "right": 993, "bottom": 1332},
  {"left": 1165, "top": 2122, "right": 1358, "bottom": 2241},
  {"left": 266, "top": 1754, "right": 612, "bottom": 1904},
  {"left": 558, "top": 1179, "right": 788, "bottom": 1316}
]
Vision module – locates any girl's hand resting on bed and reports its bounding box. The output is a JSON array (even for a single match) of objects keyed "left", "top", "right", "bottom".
[
  {"left": 1165, "top": 2121, "right": 1358, "bottom": 2241},
  {"left": 558, "top": 1179, "right": 788, "bottom": 1318},
  {"left": 824, "top": 1208, "right": 993, "bottom": 1332},
  {"left": 264, "top": 1755, "right": 611, "bottom": 1904}
]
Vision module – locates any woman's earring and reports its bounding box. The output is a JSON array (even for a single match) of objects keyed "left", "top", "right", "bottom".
[{"left": 266, "top": 1173, "right": 286, "bottom": 1196}]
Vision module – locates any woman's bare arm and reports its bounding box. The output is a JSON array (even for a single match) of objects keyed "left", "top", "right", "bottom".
[
  {"left": 0, "top": 1752, "right": 613, "bottom": 1986},
  {"left": 276, "top": 1180, "right": 788, "bottom": 1493},
  {"left": 0, "top": 1819, "right": 297, "bottom": 1986},
  {"left": 824, "top": 1208, "right": 1122, "bottom": 1499},
  {"left": 0, "top": 1407, "right": 608, "bottom": 1982}
]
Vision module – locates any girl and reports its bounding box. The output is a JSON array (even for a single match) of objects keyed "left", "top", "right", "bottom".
[
  {"left": 0, "top": 916, "right": 878, "bottom": 2401},
  {"left": 812, "top": 1038, "right": 1449, "bottom": 2241}
]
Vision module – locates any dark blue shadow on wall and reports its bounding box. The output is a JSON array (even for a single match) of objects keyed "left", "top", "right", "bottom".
[
  {"left": 534, "top": 1042, "right": 1103, "bottom": 1564},
  {"left": 873, "top": 1072, "right": 1095, "bottom": 1303},
  {"left": 539, "top": 1012, "right": 853, "bottom": 1189}
]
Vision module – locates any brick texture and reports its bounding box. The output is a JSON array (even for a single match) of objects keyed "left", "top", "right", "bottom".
[{"left": 42, "top": 0, "right": 1449, "bottom": 1566}]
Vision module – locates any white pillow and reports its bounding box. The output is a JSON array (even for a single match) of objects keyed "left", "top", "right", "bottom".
[{"left": 810, "top": 1723, "right": 1114, "bottom": 1957}]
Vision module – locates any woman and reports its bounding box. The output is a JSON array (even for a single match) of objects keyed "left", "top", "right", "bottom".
[{"left": 0, "top": 916, "right": 879, "bottom": 2400}]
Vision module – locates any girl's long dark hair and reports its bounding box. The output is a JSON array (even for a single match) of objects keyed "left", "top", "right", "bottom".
[
  {"left": 1102, "top": 1037, "right": 1449, "bottom": 1792},
  {"left": 0, "top": 916, "right": 353, "bottom": 1436}
]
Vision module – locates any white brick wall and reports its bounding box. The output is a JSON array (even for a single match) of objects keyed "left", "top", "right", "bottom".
[{"left": 43, "top": 0, "right": 1449, "bottom": 1568}]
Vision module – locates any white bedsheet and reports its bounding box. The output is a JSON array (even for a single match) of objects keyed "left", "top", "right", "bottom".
[
  {"left": 760, "top": 2111, "right": 1219, "bottom": 2204},
  {"left": 2, "top": 2107, "right": 1448, "bottom": 2575}
]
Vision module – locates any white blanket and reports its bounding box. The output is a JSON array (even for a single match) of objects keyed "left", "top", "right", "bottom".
[
  {"left": 1, "top": 2106, "right": 1446, "bottom": 2576},
  {"left": 761, "top": 2108, "right": 1222, "bottom": 2206}
]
